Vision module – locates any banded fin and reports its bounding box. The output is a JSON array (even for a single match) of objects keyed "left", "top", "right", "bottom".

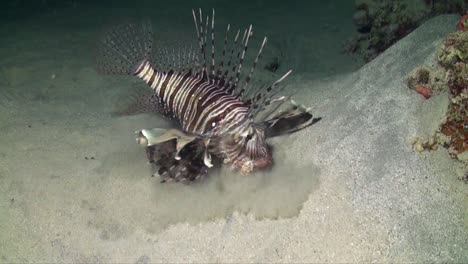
[
  {"left": 111, "top": 86, "right": 170, "bottom": 117},
  {"left": 98, "top": 12, "right": 292, "bottom": 118},
  {"left": 135, "top": 128, "right": 213, "bottom": 167},
  {"left": 263, "top": 107, "right": 321, "bottom": 138},
  {"left": 191, "top": 9, "right": 261, "bottom": 94},
  {"left": 258, "top": 97, "right": 321, "bottom": 138},
  {"left": 265, "top": 114, "right": 321, "bottom": 138},
  {"left": 234, "top": 36, "right": 268, "bottom": 99},
  {"left": 190, "top": 8, "right": 296, "bottom": 120},
  {"left": 96, "top": 20, "right": 153, "bottom": 75},
  {"left": 97, "top": 20, "right": 198, "bottom": 76},
  {"left": 97, "top": 20, "right": 197, "bottom": 121},
  {"left": 151, "top": 42, "right": 198, "bottom": 75},
  {"left": 145, "top": 139, "right": 212, "bottom": 183},
  {"left": 136, "top": 128, "right": 196, "bottom": 159},
  {"left": 247, "top": 70, "right": 293, "bottom": 118}
]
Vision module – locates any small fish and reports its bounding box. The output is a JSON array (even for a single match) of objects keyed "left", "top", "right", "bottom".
[{"left": 96, "top": 9, "right": 320, "bottom": 182}]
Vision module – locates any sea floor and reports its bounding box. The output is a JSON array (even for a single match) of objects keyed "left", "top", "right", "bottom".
[{"left": 0, "top": 2, "right": 466, "bottom": 262}]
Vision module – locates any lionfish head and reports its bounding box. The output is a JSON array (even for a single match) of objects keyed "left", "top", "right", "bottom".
[
  {"left": 220, "top": 96, "right": 321, "bottom": 175},
  {"left": 223, "top": 123, "right": 272, "bottom": 174}
]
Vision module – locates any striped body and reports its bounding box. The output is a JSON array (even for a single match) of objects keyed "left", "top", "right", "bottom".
[{"left": 134, "top": 61, "right": 250, "bottom": 136}]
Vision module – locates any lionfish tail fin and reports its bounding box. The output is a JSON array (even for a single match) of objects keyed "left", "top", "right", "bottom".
[{"left": 96, "top": 20, "right": 154, "bottom": 75}]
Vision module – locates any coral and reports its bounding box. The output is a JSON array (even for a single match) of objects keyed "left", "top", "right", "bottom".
[
  {"left": 437, "top": 31, "right": 468, "bottom": 160},
  {"left": 427, "top": 0, "right": 467, "bottom": 15},
  {"left": 412, "top": 133, "right": 440, "bottom": 152},
  {"left": 438, "top": 31, "right": 468, "bottom": 69},
  {"left": 438, "top": 31, "right": 468, "bottom": 103},
  {"left": 430, "top": 69, "right": 451, "bottom": 93},
  {"left": 438, "top": 31, "right": 468, "bottom": 95},
  {"left": 346, "top": 0, "right": 468, "bottom": 61},
  {"left": 447, "top": 62, "right": 468, "bottom": 95},
  {"left": 408, "top": 67, "right": 431, "bottom": 89},
  {"left": 415, "top": 84, "right": 433, "bottom": 99},
  {"left": 456, "top": 13, "right": 468, "bottom": 31},
  {"left": 407, "top": 66, "right": 447, "bottom": 97},
  {"left": 460, "top": 171, "right": 468, "bottom": 182},
  {"left": 440, "top": 89, "right": 468, "bottom": 158},
  {"left": 408, "top": 30, "right": 468, "bottom": 164}
]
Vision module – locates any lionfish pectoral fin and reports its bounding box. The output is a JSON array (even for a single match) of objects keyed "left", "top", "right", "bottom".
[
  {"left": 111, "top": 87, "right": 165, "bottom": 117},
  {"left": 135, "top": 128, "right": 197, "bottom": 159},
  {"left": 262, "top": 100, "right": 321, "bottom": 138},
  {"left": 203, "top": 150, "right": 214, "bottom": 168},
  {"left": 174, "top": 135, "right": 197, "bottom": 160},
  {"left": 202, "top": 138, "right": 214, "bottom": 168},
  {"left": 264, "top": 113, "right": 321, "bottom": 138},
  {"left": 96, "top": 20, "right": 153, "bottom": 76}
]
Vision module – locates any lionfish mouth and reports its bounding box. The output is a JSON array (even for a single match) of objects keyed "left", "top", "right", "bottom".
[
  {"left": 232, "top": 156, "right": 273, "bottom": 175},
  {"left": 231, "top": 146, "right": 273, "bottom": 174}
]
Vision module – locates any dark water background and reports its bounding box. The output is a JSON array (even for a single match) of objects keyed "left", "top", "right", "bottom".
[{"left": 0, "top": 0, "right": 360, "bottom": 79}]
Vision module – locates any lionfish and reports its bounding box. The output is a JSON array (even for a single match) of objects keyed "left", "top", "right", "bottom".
[{"left": 96, "top": 9, "right": 320, "bottom": 183}]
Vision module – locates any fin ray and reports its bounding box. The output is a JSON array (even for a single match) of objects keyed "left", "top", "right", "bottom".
[{"left": 96, "top": 20, "right": 153, "bottom": 75}]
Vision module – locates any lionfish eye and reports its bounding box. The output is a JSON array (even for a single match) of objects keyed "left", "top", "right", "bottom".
[{"left": 245, "top": 134, "right": 253, "bottom": 141}]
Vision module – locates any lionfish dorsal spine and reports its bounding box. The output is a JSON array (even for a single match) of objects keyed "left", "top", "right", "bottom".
[
  {"left": 221, "top": 29, "right": 240, "bottom": 88},
  {"left": 209, "top": 9, "right": 216, "bottom": 78},
  {"left": 225, "top": 28, "right": 248, "bottom": 95},
  {"left": 216, "top": 23, "right": 230, "bottom": 82},
  {"left": 190, "top": 8, "right": 267, "bottom": 102},
  {"left": 232, "top": 25, "right": 253, "bottom": 92},
  {"left": 236, "top": 36, "right": 267, "bottom": 99}
]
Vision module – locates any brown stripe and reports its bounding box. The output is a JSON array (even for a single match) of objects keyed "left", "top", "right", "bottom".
[
  {"left": 201, "top": 88, "right": 224, "bottom": 109},
  {"left": 201, "top": 101, "right": 245, "bottom": 133},
  {"left": 203, "top": 114, "right": 222, "bottom": 133},
  {"left": 199, "top": 97, "right": 241, "bottom": 133},
  {"left": 147, "top": 70, "right": 157, "bottom": 87},
  {"left": 168, "top": 71, "right": 191, "bottom": 115},
  {"left": 187, "top": 82, "right": 218, "bottom": 133},
  {"left": 133, "top": 61, "right": 146, "bottom": 76},
  {"left": 181, "top": 78, "right": 206, "bottom": 129},
  {"left": 159, "top": 70, "right": 174, "bottom": 100}
]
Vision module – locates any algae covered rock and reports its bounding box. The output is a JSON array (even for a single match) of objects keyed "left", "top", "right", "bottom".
[
  {"left": 346, "top": 0, "right": 468, "bottom": 61},
  {"left": 407, "top": 29, "right": 468, "bottom": 164},
  {"left": 438, "top": 31, "right": 468, "bottom": 68},
  {"left": 437, "top": 31, "right": 468, "bottom": 160},
  {"left": 407, "top": 67, "right": 431, "bottom": 89},
  {"left": 438, "top": 31, "right": 468, "bottom": 97}
]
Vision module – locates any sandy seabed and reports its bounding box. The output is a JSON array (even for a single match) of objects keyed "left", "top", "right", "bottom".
[{"left": 0, "top": 2, "right": 466, "bottom": 262}]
